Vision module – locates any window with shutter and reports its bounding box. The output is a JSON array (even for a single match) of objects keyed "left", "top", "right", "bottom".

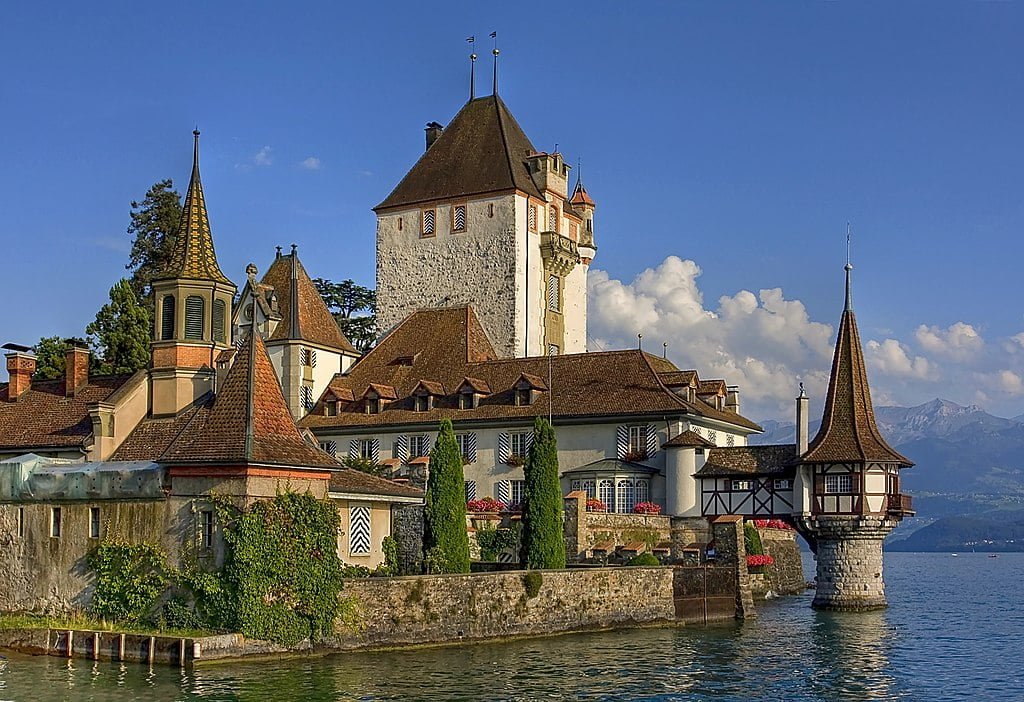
[
  {"left": 213, "top": 299, "right": 226, "bottom": 343},
  {"left": 349, "top": 505, "right": 371, "bottom": 556},
  {"left": 456, "top": 433, "right": 477, "bottom": 463},
  {"left": 495, "top": 480, "right": 511, "bottom": 504},
  {"left": 510, "top": 480, "right": 525, "bottom": 507},
  {"left": 394, "top": 435, "right": 409, "bottom": 462},
  {"left": 464, "top": 480, "right": 477, "bottom": 502},
  {"left": 497, "top": 433, "right": 510, "bottom": 463},
  {"left": 548, "top": 344, "right": 559, "bottom": 356},
  {"left": 453, "top": 204, "right": 466, "bottom": 232},
  {"left": 548, "top": 207, "right": 558, "bottom": 232},
  {"left": 348, "top": 439, "right": 360, "bottom": 460},
  {"left": 528, "top": 204, "right": 537, "bottom": 232},
  {"left": 301, "top": 385, "right": 314, "bottom": 410},
  {"left": 409, "top": 435, "right": 429, "bottom": 457},
  {"left": 161, "top": 295, "right": 176, "bottom": 340},
  {"left": 547, "top": 275, "right": 560, "bottom": 312},
  {"left": 184, "top": 296, "right": 205, "bottom": 340},
  {"left": 421, "top": 209, "right": 436, "bottom": 236}
]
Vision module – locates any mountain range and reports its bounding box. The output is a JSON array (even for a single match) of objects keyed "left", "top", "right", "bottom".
[{"left": 753, "top": 399, "right": 1024, "bottom": 551}]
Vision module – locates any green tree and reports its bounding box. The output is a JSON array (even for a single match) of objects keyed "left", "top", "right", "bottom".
[
  {"left": 31, "top": 336, "right": 96, "bottom": 380},
  {"left": 86, "top": 279, "right": 152, "bottom": 375},
  {"left": 520, "top": 417, "right": 566, "bottom": 570},
  {"left": 423, "top": 419, "right": 470, "bottom": 573},
  {"left": 312, "top": 278, "right": 377, "bottom": 353},
  {"left": 126, "top": 179, "right": 182, "bottom": 301}
]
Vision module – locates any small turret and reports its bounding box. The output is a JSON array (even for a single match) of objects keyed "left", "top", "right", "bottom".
[{"left": 571, "top": 173, "right": 597, "bottom": 265}]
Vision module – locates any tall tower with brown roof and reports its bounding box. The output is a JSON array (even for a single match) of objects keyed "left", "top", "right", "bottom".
[
  {"left": 150, "top": 131, "right": 237, "bottom": 417},
  {"left": 374, "top": 93, "right": 595, "bottom": 359},
  {"left": 794, "top": 261, "right": 914, "bottom": 611},
  {"left": 232, "top": 245, "right": 361, "bottom": 420}
]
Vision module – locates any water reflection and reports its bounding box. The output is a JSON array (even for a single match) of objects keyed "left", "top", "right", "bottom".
[{"left": 808, "top": 609, "right": 905, "bottom": 700}]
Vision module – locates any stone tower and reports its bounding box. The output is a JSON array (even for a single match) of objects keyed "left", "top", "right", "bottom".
[
  {"left": 793, "top": 262, "right": 914, "bottom": 611},
  {"left": 150, "top": 131, "right": 236, "bottom": 417},
  {"left": 374, "top": 94, "right": 596, "bottom": 358}
]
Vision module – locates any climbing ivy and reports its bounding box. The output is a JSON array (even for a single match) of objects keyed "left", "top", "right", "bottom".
[
  {"left": 476, "top": 524, "right": 520, "bottom": 562},
  {"left": 744, "top": 522, "right": 764, "bottom": 556},
  {"left": 88, "top": 540, "right": 169, "bottom": 624}
]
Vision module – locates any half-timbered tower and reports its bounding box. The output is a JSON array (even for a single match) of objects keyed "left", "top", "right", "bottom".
[{"left": 793, "top": 262, "right": 914, "bottom": 610}]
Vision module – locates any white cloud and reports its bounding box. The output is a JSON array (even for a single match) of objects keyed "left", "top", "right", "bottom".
[
  {"left": 975, "top": 369, "right": 1024, "bottom": 397},
  {"left": 1009, "top": 332, "right": 1024, "bottom": 352},
  {"left": 252, "top": 146, "right": 273, "bottom": 167},
  {"left": 300, "top": 156, "right": 321, "bottom": 170},
  {"left": 865, "top": 339, "right": 934, "bottom": 380},
  {"left": 915, "top": 322, "right": 983, "bottom": 360}
]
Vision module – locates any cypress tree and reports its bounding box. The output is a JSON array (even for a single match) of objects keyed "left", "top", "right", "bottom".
[
  {"left": 520, "top": 417, "right": 566, "bottom": 569},
  {"left": 422, "top": 419, "right": 470, "bottom": 573}
]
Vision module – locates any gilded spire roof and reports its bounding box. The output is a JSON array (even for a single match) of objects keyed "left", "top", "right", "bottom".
[
  {"left": 156, "top": 131, "right": 233, "bottom": 286},
  {"left": 802, "top": 265, "right": 911, "bottom": 465}
]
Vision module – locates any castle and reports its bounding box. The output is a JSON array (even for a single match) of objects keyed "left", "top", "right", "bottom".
[{"left": 0, "top": 78, "right": 912, "bottom": 612}]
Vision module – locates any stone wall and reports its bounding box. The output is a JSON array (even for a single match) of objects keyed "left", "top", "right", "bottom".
[
  {"left": 392, "top": 504, "right": 424, "bottom": 574},
  {"left": 563, "top": 493, "right": 676, "bottom": 561},
  {"left": 799, "top": 516, "right": 896, "bottom": 611},
  {"left": 749, "top": 527, "right": 806, "bottom": 598},
  {"left": 711, "top": 516, "right": 755, "bottom": 620},
  {"left": 334, "top": 567, "right": 678, "bottom": 648}
]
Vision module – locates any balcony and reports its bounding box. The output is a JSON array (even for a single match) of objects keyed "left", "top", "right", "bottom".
[
  {"left": 540, "top": 231, "right": 579, "bottom": 276},
  {"left": 887, "top": 493, "right": 914, "bottom": 517}
]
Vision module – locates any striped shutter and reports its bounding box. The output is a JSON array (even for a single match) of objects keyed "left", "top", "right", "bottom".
[
  {"left": 528, "top": 205, "right": 536, "bottom": 231},
  {"left": 212, "top": 300, "right": 226, "bottom": 343},
  {"left": 548, "top": 207, "right": 557, "bottom": 232},
  {"left": 349, "top": 506, "right": 371, "bottom": 555},
  {"left": 645, "top": 425, "right": 659, "bottom": 457},
  {"left": 454, "top": 205, "right": 466, "bottom": 231},
  {"left": 464, "top": 480, "right": 477, "bottom": 502},
  {"left": 616, "top": 426, "right": 629, "bottom": 459},
  {"left": 301, "top": 386, "right": 313, "bottom": 410},
  {"left": 497, "top": 433, "right": 510, "bottom": 463},
  {"left": 370, "top": 439, "right": 380, "bottom": 463},
  {"left": 496, "top": 480, "right": 511, "bottom": 504},
  {"left": 309, "top": 349, "right": 317, "bottom": 368},
  {"left": 424, "top": 434, "right": 433, "bottom": 454},
  {"left": 525, "top": 432, "right": 535, "bottom": 454},
  {"left": 324, "top": 441, "right": 337, "bottom": 457},
  {"left": 395, "top": 435, "right": 409, "bottom": 462},
  {"left": 422, "top": 209, "right": 435, "bottom": 234},
  {"left": 548, "top": 275, "right": 559, "bottom": 311},
  {"left": 466, "top": 432, "right": 477, "bottom": 463},
  {"left": 348, "top": 439, "right": 360, "bottom": 460}
]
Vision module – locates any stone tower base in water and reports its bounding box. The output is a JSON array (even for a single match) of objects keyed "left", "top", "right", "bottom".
[{"left": 798, "top": 516, "right": 899, "bottom": 611}]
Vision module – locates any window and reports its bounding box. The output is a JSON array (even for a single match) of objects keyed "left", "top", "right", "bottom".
[
  {"left": 409, "top": 435, "right": 429, "bottom": 458},
  {"left": 464, "top": 480, "right": 477, "bottom": 502},
  {"left": 528, "top": 204, "right": 538, "bottom": 232},
  {"left": 414, "top": 395, "right": 430, "bottom": 412},
  {"left": 325, "top": 401, "right": 338, "bottom": 417},
  {"left": 488, "top": 203, "right": 495, "bottom": 218},
  {"left": 774, "top": 479, "right": 793, "bottom": 490},
  {"left": 627, "top": 426, "right": 646, "bottom": 456},
  {"left": 707, "top": 429, "right": 717, "bottom": 444},
  {"left": 509, "top": 432, "right": 529, "bottom": 459},
  {"left": 185, "top": 295, "right": 205, "bottom": 340},
  {"left": 548, "top": 344, "right": 560, "bottom": 356},
  {"left": 89, "top": 507, "right": 101, "bottom": 539},
  {"left": 50, "top": 507, "right": 61, "bottom": 538},
  {"left": 349, "top": 505, "right": 371, "bottom": 556},
  {"left": 635, "top": 480, "right": 650, "bottom": 505},
  {"left": 301, "top": 348, "right": 317, "bottom": 367},
  {"left": 453, "top": 204, "right": 467, "bottom": 232},
  {"left": 616, "top": 479, "right": 636, "bottom": 513},
  {"left": 320, "top": 441, "right": 338, "bottom": 457},
  {"left": 515, "top": 388, "right": 532, "bottom": 406},
  {"left": 825, "top": 473, "right": 852, "bottom": 494},
  {"left": 510, "top": 480, "right": 526, "bottom": 506},
  {"left": 366, "top": 397, "right": 381, "bottom": 414},
  {"left": 459, "top": 392, "right": 477, "bottom": 410},
  {"left": 161, "top": 295, "right": 175, "bottom": 340},
  {"left": 213, "top": 299, "right": 226, "bottom": 343},
  {"left": 547, "top": 275, "right": 561, "bottom": 312},
  {"left": 360, "top": 439, "right": 376, "bottom": 460},
  {"left": 300, "top": 385, "right": 314, "bottom": 411},
  {"left": 18, "top": 507, "right": 24, "bottom": 538},
  {"left": 421, "top": 209, "right": 436, "bottom": 236},
  {"left": 456, "top": 433, "right": 476, "bottom": 462},
  {"left": 731, "top": 480, "right": 752, "bottom": 491},
  {"left": 398, "top": 217, "right": 403, "bottom": 231},
  {"left": 598, "top": 479, "right": 615, "bottom": 512},
  {"left": 726, "top": 434, "right": 735, "bottom": 447},
  {"left": 201, "top": 510, "right": 214, "bottom": 549},
  {"left": 548, "top": 207, "right": 558, "bottom": 233}
]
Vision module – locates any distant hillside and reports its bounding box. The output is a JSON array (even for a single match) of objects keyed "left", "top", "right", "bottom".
[{"left": 887, "top": 509, "right": 1024, "bottom": 552}]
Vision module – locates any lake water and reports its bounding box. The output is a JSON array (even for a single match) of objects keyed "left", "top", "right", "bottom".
[{"left": 1, "top": 553, "right": 1021, "bottom": 701}]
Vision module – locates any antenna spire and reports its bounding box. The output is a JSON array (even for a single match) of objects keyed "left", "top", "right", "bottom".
[
  {"left": 490, "top": 31, "right": 499, "bottom": 94},
  {"left": 467, "top": 36, "right": 477, "bottom": 100},
  {"left": 845, "top": 222, "right": 854, "bottom": 312}
]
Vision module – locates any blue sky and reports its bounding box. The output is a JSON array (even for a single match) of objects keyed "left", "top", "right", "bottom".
[{"left": 2, "top": 2, "right": 1023, "bottom": 419}]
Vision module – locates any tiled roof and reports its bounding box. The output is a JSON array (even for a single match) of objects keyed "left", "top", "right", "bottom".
[
  {"left": 375, "top": 95, "right": 545, "bottom": 211},
  {"left": 802, "top": 272, "right": 912, "bottom": 465},
  {"left": 659, "top": 370, "right": 698, "bottom": 387},
  {"left": 695, "top": 444, "right": 798, "bottom": 477},
  {"left": 300, "top": 306, "right": 761, "bottom": 432},
  {"left": 698, "top": 379, "right": 727, "bottom": 395},
  {"left": 459, "top": 377, "right": 492, "bottom": 394},
  {"left": 414, "top": 380, "right": 446, "bottom": 395},
  {"left": 328, "top": 468, "right": 424, "bottom": 499},
  {"left": 0, "top": 375, "right": 132, "bottom": 451},
  {"left": 562, "top": 458, "right": 659, "bottom": 476},
  {"left": 570, "top": 180, "right": 596, "bottom": 207},
  {"left": 155, "top": 132, "right": 232, "bottom": 286},
  {"left": 260, "top": 251, "right": 359, "bottom": 354},
  {"left": 662, "top": 430, "right": 715, "bottom": 449},
  {"left": 160, "top": 332, "right": 338, "bottom": 468},
  {"left": 110, "top": 395, "right": 212, "bottom": 461}
]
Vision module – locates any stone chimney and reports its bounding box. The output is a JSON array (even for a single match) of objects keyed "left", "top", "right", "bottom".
[
  {"left": 65, "top": 341, "right": 90, "bottom": 398},
  {"left": 725, "top": 385, "right": 740, "bottom": 414},
  {"left": 796, "top": 383, "right": 809, "bottom": 455},
  {"left": 4, "top": 345, "right": 36, "bottom": 401},
  {"left": 425, "top": 122, "right": 444, "bottom": 150}
]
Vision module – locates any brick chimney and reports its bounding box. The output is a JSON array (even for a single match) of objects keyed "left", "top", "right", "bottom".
[
  {"left": 65, "top": 341, "right": 90, "bottom": 398},
  {"left": 425, "top": 121, "right": 444, "bottom": 150},
  {"left": 725, "top": 385, "right": 740, "bottom": 414},
  {"left": 4, "top": 345, "right": 36, "bottom": 401}
]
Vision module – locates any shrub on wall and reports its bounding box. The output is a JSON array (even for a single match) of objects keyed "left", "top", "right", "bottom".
[
  {"left": 523, "top": 570, "right": 543, "bottom": 599},
  {"left": 423, "top": 419, "right": 471, "bottom": 573},
  {"left": 519, "top": 417, "right": 566, "bottom": 570},
  {"left": 88, "top": 540, "right": 169, "bottom": 624},
  {"left": 476, "top": 524, "right": 520, "bottom": 562},
  {"left": 627, "top": 552, "right": 661, "bottom": 566},
  {"left": 744, "top": 521, "right": 764, "bottom": 557}
]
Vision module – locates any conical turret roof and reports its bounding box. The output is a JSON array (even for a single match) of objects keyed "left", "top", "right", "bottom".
[
  {"left": 156, "top": 131, "right": 233, "bottom": 286},
  {"left": 802, "top": 266, "right": 911, "bottom": 465}
]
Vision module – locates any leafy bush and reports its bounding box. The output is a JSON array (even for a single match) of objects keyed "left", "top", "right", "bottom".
[
  {"left": 523, "top": 570, "right": 543, "bottom": 599},
  {"left": 476, "top": 524, "right": 520, "bottom": 562},
  {"left": 341, "top": 456, "right": 386, "bottom": 476},
  {"left": 744, "top": 522, "right": 764, "bottom": 556},
  {"left": 632, "top": 502, "right": 662, "bottom": 515},
  {"left": 627, "top": 552, "right": 661, "bottom": 566},
  {"left": 88, "top": 540, "right": 168, "bottom": 624}
]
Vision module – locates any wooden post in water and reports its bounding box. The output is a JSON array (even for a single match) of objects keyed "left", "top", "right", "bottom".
[
  {"left": 93, "top": 632, "right": 99, "bottom": 661},
  {"left": 118, "top": 633, "right": 125, "bottom": 662},
  {"left": 66, "top": 630, "right": 73, "bottom": 658},
  {"left": 148, "top": 636, "right": 155, "bottom": 666},
  {"left": 178, "top": 639, "right": 186, "bottom": 667}
]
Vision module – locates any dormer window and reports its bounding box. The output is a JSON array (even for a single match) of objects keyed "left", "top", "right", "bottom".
[
  {"left": 513, "top": 373, "right": 547, "bottom": 407},
  {"left": 414, "top": 395, "right": 431, "bottom": 412},
  {"left": 459, "top": 392, "right": 477, "bottom": 410},
  {"left": 515, "top": 387, "right": 533, "bottom": 406},
  {"left": 366, "top": 396, "right": 381, "bottom": 415}
]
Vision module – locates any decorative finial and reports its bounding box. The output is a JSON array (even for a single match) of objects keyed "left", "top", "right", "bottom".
[
  {"left": 490, "top": 31, "right": 498, "bottom": 94},
  {"left": 799, "top": 381, "right": 806, "bottom": 398},
  {"left": 290, "top": 243, "right": 297, "bottom": 255},
  {"left": 467, "top": 36, "right": 477, "bottom": 100},
  {"left": 637, "top": 333, "right": 643, "bottom": 350},
  {"left": 246, "top": 263, "right": 258, "bottom": 280},
  {"left": 275, "top": 245, "right": 282, "bottom": 258},
  {"left": 663, "top": 341, "right": 668, "bottom": 359},
  {"left": 845, "top": 223, "right": 853, "bottom": 312}
]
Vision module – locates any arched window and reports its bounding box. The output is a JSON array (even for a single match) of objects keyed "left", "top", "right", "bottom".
[
  {"left": 599, "top": 479, "right": 615, "bottom": 513},
  {"left": 635, "top": 480, "right": 649, "bottom": 506},
  {"left": 160, "top": 295, "right": 175, "bottom": 340},
  {"left": 616, "top": 479, "right": 635, "bottom": 514},
  {"left": 184, "top": 296, "right": 205, "bottom": 340},
  {"left": 212, "top": 299, "right": 226, "bottom": 343}
]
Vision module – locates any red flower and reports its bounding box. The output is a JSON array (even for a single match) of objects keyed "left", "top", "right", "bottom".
[
  {"left": 633, "top": 502, "right": 662, "bottom": 515},
  {"left": 467, "top": 497, "right": 507, "bottom": 513},
  {"left": 746, "top": 554, "right": 775, "bottom": 567},
  {"left": 586, "top": 498, "right": 608, "bottom": 512}
]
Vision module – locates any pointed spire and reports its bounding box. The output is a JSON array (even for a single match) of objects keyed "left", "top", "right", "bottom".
[
  {"left": 467, "top": 36, "right": 477, "bottom": 100},
  {"left": 155, "top": 130, "right": 233, "bottom": 286},
  {"left": 491, "top": 32, "right": 499, "bottom": 94},
  {"left": 570, "top": 160, "right": 596, "bottom": 207},
  {"left": 845, "top": 223, "right": 853, "bottom": 311},
  {"left": 802, "top": 262, "right": 911, "bottom": 466},
  {"left": 288, "top": 244, "right": 300, "bottom": 339}
]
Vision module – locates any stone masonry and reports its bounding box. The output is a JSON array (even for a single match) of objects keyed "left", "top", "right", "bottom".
[{"left": 799, "top": 516, "right": 898, "bottom": 611}]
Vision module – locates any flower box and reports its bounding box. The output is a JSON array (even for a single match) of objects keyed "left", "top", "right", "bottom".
[
  {"left": 585, "top": 498, "right": 608, "bottom": 513},
  {"left": 633, "top": 502, "right": 662, "bottom": 515},
  {"left": 504, "top": 455, "right": 525, "bottom": 467},
  {"left": 467, "top": 497, "right": 507, "bottom": 513}
]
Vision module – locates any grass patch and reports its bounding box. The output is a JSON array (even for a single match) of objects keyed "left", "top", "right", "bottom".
[{"left": 0, "top": 612, "right": 212, "bottom": 639}]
